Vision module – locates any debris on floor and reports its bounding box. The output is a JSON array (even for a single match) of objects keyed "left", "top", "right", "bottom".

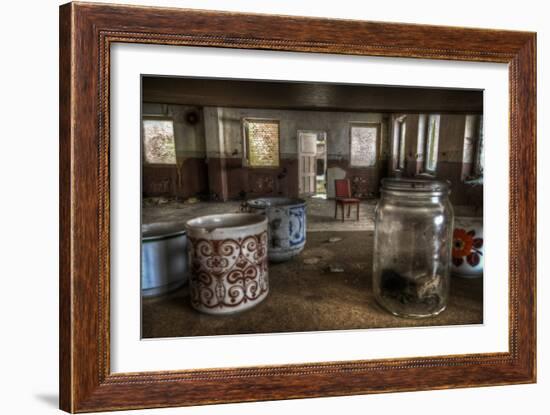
[
  {"left": 326, "top": 236, "right": 343, "bottom": 243},
  {"left": 142, "top": 196, "right": 172, "bottom": 207},
  {"left": 143, "top": 199, "right": 378, "bottom": 232},
  {"left": 184, "top": 197, "right": 200, "bottom": 204},
  {"left": 327, "top": 264, "right": 345, "bottom": 273},
  {"left": 303, "top": 257, "right": 321, "bottom": 265}
]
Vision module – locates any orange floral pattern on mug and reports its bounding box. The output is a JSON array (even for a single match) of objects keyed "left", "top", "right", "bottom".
[{"left": 452, "top": 228, "right": 483, "bottom": 267}]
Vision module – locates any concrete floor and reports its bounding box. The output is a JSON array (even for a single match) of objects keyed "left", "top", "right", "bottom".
[
  {"left": 142, "top": 197, "right": 480, "bottom": 231},
  {"left": 142, "top": 230, "right": 483, "bottom": 338},
  {"left": 143, "top": 197, "right": 377, "bottom": 231}
]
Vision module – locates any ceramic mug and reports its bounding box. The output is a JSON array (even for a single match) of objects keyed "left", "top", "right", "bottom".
[
  {"left": 185, "top": 213, "right": 269, "bottom": 314},
  {"left": 451, "top": 216, "right": 484, "bottom": 278}
]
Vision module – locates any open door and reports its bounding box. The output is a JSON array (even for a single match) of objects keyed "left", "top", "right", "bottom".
[
  {"left": 298, "top": 131, "right": 318, "bottom": 197},
  {"left": 315, "top": 132, "right": 327, "bottom": 197}
]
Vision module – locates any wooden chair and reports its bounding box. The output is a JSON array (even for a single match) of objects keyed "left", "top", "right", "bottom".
[{"left": 334, "top": 179, "right": 360, "bottom": 221}]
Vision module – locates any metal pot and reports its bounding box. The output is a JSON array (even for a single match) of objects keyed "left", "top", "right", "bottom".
[
  {"left": 141, "top": 222, "right": 189, "bottom": 297},
  {"left": 246, "top": 197, "right": 307, "bottom": 262}
]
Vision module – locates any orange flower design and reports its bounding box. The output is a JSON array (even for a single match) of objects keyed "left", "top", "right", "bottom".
[
  {"left": 452, "top": 228, "right": 483, "bottom": 267},
  {"left": 453, "top": 228, "right": 473, "bottom": 258}
]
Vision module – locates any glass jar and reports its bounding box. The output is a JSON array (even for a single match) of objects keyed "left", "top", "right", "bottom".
[{"left": 373, "top": 178, "right": 454, "bottom": 318}]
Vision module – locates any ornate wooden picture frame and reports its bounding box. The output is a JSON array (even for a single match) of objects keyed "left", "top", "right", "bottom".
[{"left": 59, "top": 2, "right": 536, "bottom": 412}]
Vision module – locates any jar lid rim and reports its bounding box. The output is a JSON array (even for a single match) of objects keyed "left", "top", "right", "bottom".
[{"left": 381, "top": 177, "right": 450, "bottom": 193}]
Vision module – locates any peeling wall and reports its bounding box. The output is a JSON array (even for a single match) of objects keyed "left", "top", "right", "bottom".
[
  {"left": 142, "top": 103, "right": 206, "bottom": 158},
  {"left": 203, "top": 107, "right": 390, "bottom": 200},
  {"left": 206, "top": 107, "right": 387, "bottom": 160},
  {"left": 141, "top": 103, "right": 209, "bottom": 198},
  {"left": 141, "top": 103, "right": 481, "bottom": 208}
]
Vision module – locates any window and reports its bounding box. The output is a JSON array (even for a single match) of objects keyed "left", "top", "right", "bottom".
[
  {"left": 142, "top": 118, "right": 176, "bottom": 165},
  {"left": 417, "top": 114, "right": 441, "bottom": 174},
  {"left": 243, "top": 119, "right": 280, "bottom": 167},
  {"left": 350, "top": 123, "right": 379, "bottom": 167},
  {"left": 393, "top": 115, "right": 407, "bottom": 171}
]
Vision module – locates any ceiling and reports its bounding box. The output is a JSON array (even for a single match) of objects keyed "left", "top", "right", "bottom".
[{"left": 142, "top": 76, "right": 483, "bottom": 114}]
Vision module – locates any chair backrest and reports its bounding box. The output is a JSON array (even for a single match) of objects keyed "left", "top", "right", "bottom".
[{"left": 334, "top": 179, "right": 352, "bottom": 198}]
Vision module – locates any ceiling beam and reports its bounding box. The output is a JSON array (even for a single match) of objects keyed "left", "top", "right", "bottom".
[{"left": 142, "top": 76, "right": 483, "bottom": 114}]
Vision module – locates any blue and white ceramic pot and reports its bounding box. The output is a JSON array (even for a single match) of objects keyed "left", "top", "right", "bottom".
[
  {"left": 451, "top": 216, "right": 484, "bottom": 278},
  {"left": 246, "top": 197, "right": 307, "bottom": 262}
]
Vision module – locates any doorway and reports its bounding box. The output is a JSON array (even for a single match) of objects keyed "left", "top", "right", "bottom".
[{"left": 298, "top": 130, "right": 328, "bottom": 198}]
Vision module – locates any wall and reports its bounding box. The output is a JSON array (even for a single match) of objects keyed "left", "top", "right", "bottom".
[
  {"left": 141, "top": 103, "right": 209, "bottom": 198},
  {"left": 203, "top": 106, "right": 388, "bottom": 200},
  {"left": 141, "top": 104, "right": 478, "bottom": 205}
]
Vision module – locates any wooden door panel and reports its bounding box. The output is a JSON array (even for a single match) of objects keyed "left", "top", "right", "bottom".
[{"left": 298, "top": 132, "right": 317, "bottom": 196}]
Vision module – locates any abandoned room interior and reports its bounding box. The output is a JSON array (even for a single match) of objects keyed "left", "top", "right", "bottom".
[{"left": 141, "top": 76, "right": 484, "bottom": 338}]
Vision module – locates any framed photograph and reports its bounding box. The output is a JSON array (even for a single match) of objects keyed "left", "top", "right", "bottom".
[{"left": 59, "top": 2, "right": 536, "bottom": 412}]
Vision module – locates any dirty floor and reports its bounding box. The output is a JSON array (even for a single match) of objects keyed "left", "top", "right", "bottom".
[
  {"left": 142, "top": 197, "right": 481, "bottom": 233},
  {"left": 142, "top": 230, "right": 483, "bottom": 338},
  {"left": 143, "top": 198, "right": 378, "bottom": 232}
]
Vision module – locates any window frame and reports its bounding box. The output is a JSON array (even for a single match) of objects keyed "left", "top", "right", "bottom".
[
  {"left": 392, "top": 115, "right": 407, "bottom": 172},
  {"left": 242, "top": 118, "right": 281, "bottom": 169},
  {"left": 141, "top": 115, "right": 178, "bottom": 167},
  {"left": 473, "top": 116, "right": 484, "bottom": 178},
  {"left": 422, "top": 114, "right": 441, "bottom": 174},
  {"left": 462, "top": 114, "right": 484, "bottom": 182}
]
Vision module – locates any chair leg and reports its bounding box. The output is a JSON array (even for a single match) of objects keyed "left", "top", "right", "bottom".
[
  {"left": 356, "top": 203, "right": 360, "bottom": 221},
  {"left": 347, "top": 204, "right": 351, "bottom": 217},
  {"left": 342, "top": 205, "right": 345, "bottom": 222},
  {"left": 334, "top": 203, "right": 337, "bottom": 219}
]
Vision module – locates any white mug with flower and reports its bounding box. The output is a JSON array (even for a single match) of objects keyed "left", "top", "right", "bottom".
[{"left": 451, "top": 217, "right": 484, "bottom": 278}]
